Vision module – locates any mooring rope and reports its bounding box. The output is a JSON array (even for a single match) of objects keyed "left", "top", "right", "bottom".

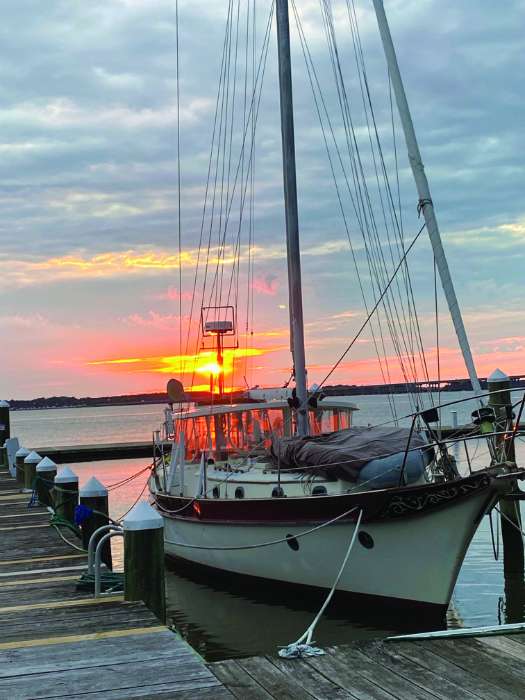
[{"left": 279, "top": 507, "right": 364, "bottom": 659}]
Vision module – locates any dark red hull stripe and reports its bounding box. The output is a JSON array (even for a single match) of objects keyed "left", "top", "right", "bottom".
[{"left": 153, "top": 472, "right": 495, "bottom": 525}]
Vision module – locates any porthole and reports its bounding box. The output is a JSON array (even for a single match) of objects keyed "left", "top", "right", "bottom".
[
  {"left": 235, "top": 487, "right": 245, "bottom": 499},
  {"left": 272, "top": 486, "right": 285, "bottom": 498},
  {"left": 312, "top": 485, "right": 327, "bottom": 496},
  {"left": 212, "top": 486, "right": 220, "bottom": 499},
  {"left": 286, "top": 534, "right": 299, "bottom": 551},
  {"left": 358, "top": 531, "right": 374, "bottom": 549}
]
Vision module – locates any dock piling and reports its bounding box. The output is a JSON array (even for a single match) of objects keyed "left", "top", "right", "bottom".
[
  {"left": 54, "top": 466, "right": 79, "bottom": 524},
  {"left": 123, "top": 501, "right": 166, "bottom": 623},
  {"left": 0, "top": 400, "right": 10, "bottom": 445},
  {"left": 23, "top": 451, "right": 42, "bottom": 491},
  {"left": 80, "top": 476, "right": 112, "bottom": 570},
  {"left": 488, "top": 368, "right": 524, "bottom": 575},
  {"left": 36, "top": 456, "right": 57, "bottom": 506},
  {"left": 15, "top": 447, "right": 30, "bottom": 486}
]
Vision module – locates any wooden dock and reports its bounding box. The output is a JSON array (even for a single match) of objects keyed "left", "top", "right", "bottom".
[
  {"left": 35, "top": 441, "right": 157, "bottom": 463},
  {"left": 0, "top": 467, "right": 230, "bottom": 699},
  {"left": 209, "top": 636, "right": 525, "bottom": 699},
  {"left": 2, "top": 466, "right": 525, "bottom": 699}
]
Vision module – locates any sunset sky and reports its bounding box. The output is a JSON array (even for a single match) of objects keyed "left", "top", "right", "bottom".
[{"left": 1, "top": 0, "right": 525, "bottom": 400}]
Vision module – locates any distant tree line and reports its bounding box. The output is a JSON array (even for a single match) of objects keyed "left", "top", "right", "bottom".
[
  {"left": 8, "top": 375, "right": 525, "bottom": 409},
  {"left": 9, "top": 393, "right": 169, "bottom": 410}
]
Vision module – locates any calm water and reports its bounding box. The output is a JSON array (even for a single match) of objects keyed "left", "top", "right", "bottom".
[{"left": 9, "top": 396, "right": 525, "bottom": 661}]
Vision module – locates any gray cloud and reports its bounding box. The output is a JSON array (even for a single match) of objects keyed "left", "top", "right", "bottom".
[{"left": 1, "top": 0, "right": 524, "bottom": 396}]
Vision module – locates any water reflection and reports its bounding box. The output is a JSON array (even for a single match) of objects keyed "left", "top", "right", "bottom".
[{"left": 165, "top": 559, "right": 448, "bottom": 661}]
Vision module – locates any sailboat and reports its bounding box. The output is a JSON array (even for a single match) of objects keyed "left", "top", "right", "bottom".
[{"left": 149, "top": 0, "right": 522, "bottom": 615}]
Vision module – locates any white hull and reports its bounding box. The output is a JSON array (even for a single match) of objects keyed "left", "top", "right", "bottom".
[{"left": 160, "top": 487, "right": 494, "bottom": 610}]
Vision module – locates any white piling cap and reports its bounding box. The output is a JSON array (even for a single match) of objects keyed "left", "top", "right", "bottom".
[
  {"left": 488, "top": 368, "right": 509, "bottom": 382},
  {"left": 36, "top": 456, "right": 57, "bottom": 473},
  {"left": 80, "top": 476, "right": 107, "bottom": 498},
  {"left": 24, "top": 451, "right": 42, "bottom": 464},
  {"left": 123, "top": 501, "right": 163, "bottom": 531},
  {"left": 55, "top": 466, "right": 79, "bottom": 484},
  {"left": 0, "top": 400, "right": 9, "bottom": 408},
  {"left": 15, "top": 447, "right": 30, "bottom": 458}
]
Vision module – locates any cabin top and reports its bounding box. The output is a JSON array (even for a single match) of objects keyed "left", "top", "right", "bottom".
[
  {"left": 173, "top": 396, "right": 358, "bottom": 420},
  {"left": 172, "top": 397, "right": 359, "bottom": 459}
]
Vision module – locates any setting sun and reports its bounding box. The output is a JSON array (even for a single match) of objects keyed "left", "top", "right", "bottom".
[{"left": 195, "top": 359, "right": 223, "bottom": 377}]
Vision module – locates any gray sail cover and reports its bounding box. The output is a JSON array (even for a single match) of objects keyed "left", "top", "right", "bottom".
[{"left": 271, "top": 426, "right": 426, "bottom": 481}]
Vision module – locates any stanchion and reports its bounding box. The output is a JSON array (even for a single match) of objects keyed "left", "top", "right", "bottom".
[{"left": 123, "top": 501, "right": 165, "bottom": 622}]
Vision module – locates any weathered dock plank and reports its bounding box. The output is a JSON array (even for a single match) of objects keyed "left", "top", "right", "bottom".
[
  {"left": 304, "top": 652, "right": 398, "bottom": 700},
  {"left": 392, "top": 641, "right": 519, "bottom": 700},
  {"left": 211, "top": 638, "right": 525, "bottom": 700},
  {"left": 0, "top": 471, "right": 229, "bottom": 699},
  {"left": 35, "top": 441, "right": 158, "bottom": 463}
]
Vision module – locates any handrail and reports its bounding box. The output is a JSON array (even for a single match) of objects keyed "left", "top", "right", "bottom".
[
  {"left": 88, "top": 524, "right": 123, "bottom": 574},
  {"left": 94, "top": 530, "right": 123, "bottom": 598},
  {"left": 368, "top": 385, "right": 525, "bottom": 433}
]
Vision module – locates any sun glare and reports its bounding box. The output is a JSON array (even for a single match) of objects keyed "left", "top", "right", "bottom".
[{"left": 87, "top": 347, "right": 265, "bottom": 387}]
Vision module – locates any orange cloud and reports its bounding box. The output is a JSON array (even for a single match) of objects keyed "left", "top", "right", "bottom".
[
  {"left": 87, "top": 347, "right": 265, "bottom": 379},
  {"left": 0, "top": 236, "right": 356, "bottom": 288}
]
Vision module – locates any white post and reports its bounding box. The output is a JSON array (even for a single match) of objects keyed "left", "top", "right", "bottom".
[
  {"left": 166, "top": 440, "right": 180, "bottom": 493},
  {"left": 4, "top": 437, "right": 20, "bottom": 477},
  {"left": 371, "top": 0, "right": 482, "bottom": 399},
  {"left": 164, "top": 408, "right": 172, "bottom": 440},
  {"left": 178, "top": 432, "right": 185, "bottom": 496},
  {"left": 451, "top": 411, "right": 458, "bottom": 429},
  {"left": 195, "top": 452, "right": 206, "bottom": 498}
]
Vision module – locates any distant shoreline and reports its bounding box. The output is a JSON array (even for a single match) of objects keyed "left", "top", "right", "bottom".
[
  {"left": 8, "top": 394, "right": 169, "bottom": 411},
  {"left": 7, "top": 375, "right": 525, "bottom": 410}
]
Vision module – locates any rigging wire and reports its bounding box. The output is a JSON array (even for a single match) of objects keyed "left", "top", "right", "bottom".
[
  {"left": 322, "top": 1, "right": 432, "bottom": 401},
  {"left": 311, "top": 222, "right": 426, "bottom": 394},
  {"left": 176, "top": 0, "right": 182, "bottom": 359},
  {"left": 434, "top": 255, "right": 441, "bottom": 416},
  {"left": 290, "top": 0, "right": 398, "bottom": 420},
  {"left": 182, "top": 1, "right": 274, "bottom": 396}
]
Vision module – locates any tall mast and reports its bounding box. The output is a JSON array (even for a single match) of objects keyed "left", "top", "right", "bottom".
[
  {"left": 276, "top": 0, "right": 309, "bottom": 435},
  {"left": 371, "top": 0, "right": 482, "bottom": 397}
]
